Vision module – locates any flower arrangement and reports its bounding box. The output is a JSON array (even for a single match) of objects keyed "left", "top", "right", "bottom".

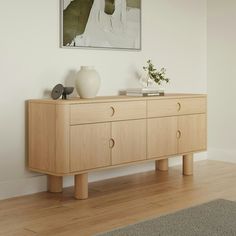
[{"left": 142, "top": 60, "right": 170, "bottom": 87}]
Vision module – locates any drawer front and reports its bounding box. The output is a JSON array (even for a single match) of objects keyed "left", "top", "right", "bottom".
[
  {"left": 70, "top": 101, "right": 146, "bottom": 125},
  {"left": 178, "top": 97, "right": 207, "bottom": 115},
  {"left": 148, "top": 97, "right": 206, "bottom": 117}
]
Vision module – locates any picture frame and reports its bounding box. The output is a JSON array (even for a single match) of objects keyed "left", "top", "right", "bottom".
[{"left": 60, "top": 0, "right": 142, "bottom": 50}]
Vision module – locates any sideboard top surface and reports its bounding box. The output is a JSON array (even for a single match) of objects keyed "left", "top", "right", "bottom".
[{"left": 28, "top": 94, "right": 207, "bottom": 105}]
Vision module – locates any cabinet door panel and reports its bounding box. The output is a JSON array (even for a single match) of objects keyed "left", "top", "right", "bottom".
[
  {"left": 112, "top": 120, "right": 146, "bottom": 165},
  {"left": 178, "top": 114, "right": 207, "bottom": 153},
  {"left": 70, "top": 123, "right": 111, "bottom": 171},
  {"left": 147, "top": 117, "right": 178, "bottom": 159}
]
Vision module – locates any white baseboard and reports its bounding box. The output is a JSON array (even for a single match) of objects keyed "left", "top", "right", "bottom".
[
  {"left": 0, "top": 152, "right": 207, "bottom": 201},
  {"left": 208, "top": 148, "right": 236, "bottom": 163},
  {"left": 0, "top": 175, "right": 47, "bottom": 201}
]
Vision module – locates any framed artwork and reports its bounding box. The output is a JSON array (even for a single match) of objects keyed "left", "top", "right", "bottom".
[{"left": 60, "top": 0, "right": 141, "bottom": 50}]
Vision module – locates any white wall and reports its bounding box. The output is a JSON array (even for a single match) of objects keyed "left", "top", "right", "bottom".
[
  {"left": 0, "top": 0, "right": 207, "bottom": 200},
  {"left": 207, "top": 0, "right": 236, "bottom": 163}
]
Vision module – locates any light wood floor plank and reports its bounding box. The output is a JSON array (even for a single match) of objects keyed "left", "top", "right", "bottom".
[{"left": 0, "top": 160, "right": 236, "bottom": 236}]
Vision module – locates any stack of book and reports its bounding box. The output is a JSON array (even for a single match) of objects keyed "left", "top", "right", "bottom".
[{"left": 126, "top": 88, "right": 164, "bottom": 97}]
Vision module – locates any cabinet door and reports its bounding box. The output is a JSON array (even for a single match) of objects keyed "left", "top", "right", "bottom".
[
  {"left": 111, "top": 120, "right": 146, "bottom": 165},
  {"left": 70, "top": 123, "right": 111, "bottom": 172},
  {"left": 147, "top": 117, "right": 178, "bottom": 159},
  {"left": 178, "top": 114, "right": 207, "bottom": 153}
]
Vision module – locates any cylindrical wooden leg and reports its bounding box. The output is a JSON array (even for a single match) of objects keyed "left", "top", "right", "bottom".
[
  {"left": 48, "top": 175, "right": 63, "bottom": 193},
  {"left": 74, "top": 173, "right": 88, "bottom": 200},
  {"left": 156, "top": 159, "right": 168, "bottom": 171},
  {"left": 183, "top": 154, "right": 193, "bottom": 176}
]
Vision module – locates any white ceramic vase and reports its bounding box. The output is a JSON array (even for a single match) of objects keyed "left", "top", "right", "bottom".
[{"left": 76, "top": 66, "right": 101, "bottom": 98}]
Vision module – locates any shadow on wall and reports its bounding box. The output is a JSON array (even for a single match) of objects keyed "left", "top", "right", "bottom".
[
  {"left": 64, "top": 70, "right": 78, "bottom": 97},
  {"left": 41, "top": 70, "right": 77, "bottom": 99}
]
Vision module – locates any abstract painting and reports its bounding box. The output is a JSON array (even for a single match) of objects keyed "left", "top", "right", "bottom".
[{"left": 61, "top": 0, "right": 141, "bottom": 50}]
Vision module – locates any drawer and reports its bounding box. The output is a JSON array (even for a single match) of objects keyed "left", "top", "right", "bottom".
[
  {"left": 70, "top": 101, "right": 146, "bottom": 125},
  {"left": 178, "top": 97, "right": 207, "bottom": 115},
  {"left": 148, "top": 97, "right": 206, "bottom": 117}
]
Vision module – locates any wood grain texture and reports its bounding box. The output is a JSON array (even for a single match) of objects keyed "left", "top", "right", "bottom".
[
  {"left": 183, "top": 154, "right": 193, "bottom": 176},
  {"left": 156, "top": 159, "right": 169, "bottom": 171},
  {"left": 29, "top": 94, "right": 207, "bottom": 105},
  {"left": 70, "top": 103, "right": 115, "bottom": 125},
  {"left": 70, "top": 101, "right": 146, "bottom": 125},
  {"left": 148, "top": 99, "right": 181, "bottom": 118},
  {"left": 70, "top": 123, "right": 111, "bottom": 171},
  {"left": 47, "top": 175, "right": 63, "bottom": 193},
  {"left": 28, "top": 102, "right": 56, "bottom": 172},
  {"left": 178, "top": 97, "right": 207, "bottom": 115},
  {"left": 28, "top": 150, "right": 205, "bottom": 177},
  {"left": 55, "top": 105, "right": 70, "bottom": 174},
  {"left": 178, "top": 114, "right": 207, "bottom": 153},
  {"left": 147, "top": 97, "right": 206, "bottom": 118},
  {"left": 28, "top": 103, "right": 70, "bottom": 174},
  {"left": 28, "top": 95, "right": 207, "bottom": 178},
  {"left": 111, "top": 119, "right": 147, "bottom": 165},
  {"left": 148, "top": 117, "right": 178, "bottom": 159},
  {"left": 74, "top": 173, "right": 88, "bottom": 200},
  {"left": 1, "top": 161, "right": 236, "bottom": 236}
]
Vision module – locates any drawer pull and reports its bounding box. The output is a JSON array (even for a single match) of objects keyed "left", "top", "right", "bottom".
[
  {"left": 110, "top": 106, "right": 115, "bottom": 117},
  {"left": 177, "top": 102, "right": 181, "bottom": 112},
  {"left": 176, "top": 130, "right": 182, "bottom": 139},
  {"left": 109, "top": 138, "right": 115, "bottom": 148}
]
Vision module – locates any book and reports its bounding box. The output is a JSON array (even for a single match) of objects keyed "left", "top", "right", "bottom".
[
  {"left": 126, "top": 88, "right": 164, "bottom": 97},
  {"left": 127, "top": 88, "right": 160, "bottom": 93},
  {"left": 126, "top": 92, "right": 164, "bottom": 97}
]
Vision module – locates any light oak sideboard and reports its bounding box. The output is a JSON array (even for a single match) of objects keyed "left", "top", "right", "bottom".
[{"left": 28, "top": 94, "right": 207, "bottom": 199}]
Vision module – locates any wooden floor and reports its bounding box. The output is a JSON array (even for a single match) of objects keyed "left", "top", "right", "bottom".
[{"left": 1, "top": 160, "right": 236, "bottom": 236}]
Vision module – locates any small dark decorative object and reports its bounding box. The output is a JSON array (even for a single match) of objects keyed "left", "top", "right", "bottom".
[
  {"left": 62, "top": 87, "right": 74, "bottom": 100},
  {"left": 51, "top": 84, "right": 74, "bottom": 100}
]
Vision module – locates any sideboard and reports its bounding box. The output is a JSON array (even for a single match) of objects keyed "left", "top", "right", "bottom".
[{"left": 28, "top": 94, "right": 207, "bottom": 199}]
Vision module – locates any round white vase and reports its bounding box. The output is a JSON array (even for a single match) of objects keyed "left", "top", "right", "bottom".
[{"left": 76, "top": 66, "right": 101, "bottom": 99}]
